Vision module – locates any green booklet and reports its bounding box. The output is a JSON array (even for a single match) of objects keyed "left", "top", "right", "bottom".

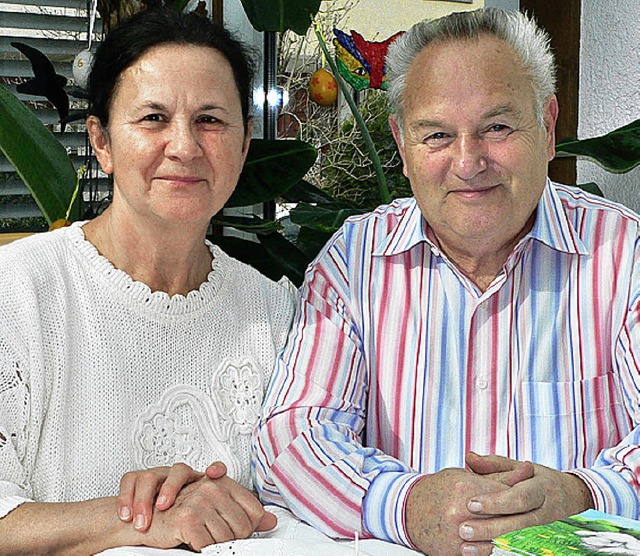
[{"left": 492, "top": 509, "right": 640, "bottom": 555}]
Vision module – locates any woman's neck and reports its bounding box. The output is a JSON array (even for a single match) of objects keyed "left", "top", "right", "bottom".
[{"left": 82, "top": 208, "right": 213, "bottom": 297}]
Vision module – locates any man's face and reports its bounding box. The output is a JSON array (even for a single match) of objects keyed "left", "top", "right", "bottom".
[{"left": 390, "top": 35, "right": 558, "bottom": 258}]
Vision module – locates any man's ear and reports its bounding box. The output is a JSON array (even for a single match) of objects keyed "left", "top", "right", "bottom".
[
  {"left": 389, "top": 114, "right": 409, "bottom": 178},
  {"left": 86, "top": 116, "right": 113, "bottom": 175},
  {"left": 543, "top": 94, "right": 559, "bottom": 161}
]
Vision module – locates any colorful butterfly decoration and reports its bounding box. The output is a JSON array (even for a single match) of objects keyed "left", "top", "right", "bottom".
[{"left": 333, "top": 29, "right": 404, "bottom": 91}]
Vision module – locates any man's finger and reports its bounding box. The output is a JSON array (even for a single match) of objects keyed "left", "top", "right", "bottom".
[
  {"left": 466, "top": 453, "right": 534, "bottom": 486},
  {"left": 466, "top": 453, "right": 518, "bottom": 474},
  {"left": 467, "top": 478, "right": 545, "bottom": 517},
  {"left": 500, "top": 461, "right": 534, "bottom": 487},
  {"left": 459, "top": 509, "right": 543, "bottom": 543}
]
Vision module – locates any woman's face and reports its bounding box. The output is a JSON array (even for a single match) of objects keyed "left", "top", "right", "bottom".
[{"left": 88, "top": 43, "right": 251, "bottom": 229}]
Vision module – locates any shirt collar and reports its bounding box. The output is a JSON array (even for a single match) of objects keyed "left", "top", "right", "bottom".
[
  {"left": 375, "top": 200, "right": 433, "bottom": 257},
  {"left": 374, "top": 180, "right": 589, "bottom": 258},
  {"left": 528, "top": 180, "right": 589, "bottom": 255}
]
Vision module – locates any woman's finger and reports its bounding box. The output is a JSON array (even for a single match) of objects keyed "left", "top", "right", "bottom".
[
  {"left": 256, "top": 510, "right": 278, "bottom": 532},
  {"left": 117, "top": 471, "right": 139, "bottom": 522},
  {"left": 156, "top": 463, "right": 204, "bottom": 510},
  {"left": 205, "top": 461, "right": 228, "bottom": 480},
  {"left": 131, "top": 469, "right": 169, "bottom": 532}
]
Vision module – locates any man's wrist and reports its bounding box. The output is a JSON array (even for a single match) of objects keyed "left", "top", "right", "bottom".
[
  {"left": 362, "top": 471, "right": 424, "bottom": 547},
  {"left": 567, "top": 467, "right": 640, "bottom": 517},
  {"left": 562, "top": 471, "right": 595, "bottom": 514}
]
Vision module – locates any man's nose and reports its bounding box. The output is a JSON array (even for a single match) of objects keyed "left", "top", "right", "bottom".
[{"left": 451, "top": 134, "right": 487, "bottom": 180}]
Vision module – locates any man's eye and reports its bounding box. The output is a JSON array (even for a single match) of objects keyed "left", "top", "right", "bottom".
[
  {"left": 487, "top": 124, "right": 511, "bottom": 133},
  {"left": 424, "top": 132, "right": 450, "bottom": 145}
]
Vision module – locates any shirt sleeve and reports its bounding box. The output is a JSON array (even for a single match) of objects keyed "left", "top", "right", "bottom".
[
  {"left": 252, "top": 232, "right": 422, "bottom": 547},
  {"left": 570, "top": 239, "right": 640, "bottom": 516},
  {"left": 0, "top": 337, "right": 34, "bottom": 518}
]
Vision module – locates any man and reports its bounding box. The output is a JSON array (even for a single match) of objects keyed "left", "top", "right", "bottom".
[{"left": 253, "top": 8, "right": 640, "bottom": 556}]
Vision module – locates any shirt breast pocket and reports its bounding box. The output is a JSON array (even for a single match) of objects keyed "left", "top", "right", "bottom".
[{"left": 517, "top": 373, "right": 628, "bottom": 468}]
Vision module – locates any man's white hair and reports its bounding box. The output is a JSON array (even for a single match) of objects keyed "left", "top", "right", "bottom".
[{"left": 386, "top": 8, "right": 556, "bottom": 134}]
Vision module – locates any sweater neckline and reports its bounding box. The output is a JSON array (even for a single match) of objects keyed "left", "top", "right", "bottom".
[{"left": 67, "top": 222, "right": 226, "bottom": 315}]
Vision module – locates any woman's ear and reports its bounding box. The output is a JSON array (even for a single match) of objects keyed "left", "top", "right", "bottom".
[
  {"left": 242, "top": 117, "right": 254, "bottom": 160},
  {"left": 86, "top": 116, "right": 113, "bottom": 175}
]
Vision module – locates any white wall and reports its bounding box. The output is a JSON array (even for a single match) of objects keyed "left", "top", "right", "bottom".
[
  {"left": 483, "top": 0, "right": 519, "bottom": 10},
  {"left": 578, "top": 0, "right": 640, "bottom": 212},
  {"left": 339, "top": 0, "right": 482, "bottom": 40}
]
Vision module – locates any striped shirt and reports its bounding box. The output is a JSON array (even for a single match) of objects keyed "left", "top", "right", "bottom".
[{"left": 253, "top": 181, "right": 640, "bottom": 547}]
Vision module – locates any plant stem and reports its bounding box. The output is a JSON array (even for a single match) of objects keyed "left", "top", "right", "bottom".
[
  {"left": 312, "top": 21, "right": 391, "bottom": 205},
  {"left": 65, "top": 165, "right": 85, "bottom": 221}
]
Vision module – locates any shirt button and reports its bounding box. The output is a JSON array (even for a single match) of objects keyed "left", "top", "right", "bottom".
[{"left": 476, "top": 377, "right": 488, "bottom": 390}]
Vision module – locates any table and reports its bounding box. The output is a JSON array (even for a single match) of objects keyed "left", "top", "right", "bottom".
[{"left": 96, "top": 506, "right": 421, "bottom": 556}]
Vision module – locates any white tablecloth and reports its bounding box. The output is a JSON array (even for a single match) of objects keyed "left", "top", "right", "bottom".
[{"left": 97, "top": 506, "right": 421, "bottom": 556}]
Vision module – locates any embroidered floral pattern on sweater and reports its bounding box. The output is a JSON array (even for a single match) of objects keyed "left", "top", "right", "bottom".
[
  {"left": 138, "top": 414, "right": 195, "bottom": 463},
  {"left": 132, "top": 357, "right": 264, "bottom": 489},
  {"left": 0, "top": 356, "right": 29, "bottom": 453},
  {"left": 211, "top": 357, "right": 263, "bottom": 436}
]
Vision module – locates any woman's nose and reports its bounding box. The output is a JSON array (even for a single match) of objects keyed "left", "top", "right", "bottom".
[{"left": 164, "top": 121, "right": 203, "bottom": 161}]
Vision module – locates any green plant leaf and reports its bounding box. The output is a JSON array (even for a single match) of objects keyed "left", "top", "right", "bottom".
[
  {"left": 227, "top": 138, "right": 317, "bottom": 208},
  {"left": 282, "top": 179, "right": 355, "bottom": 207},
  {"left": 211, "top": 213, "right": 280, "bottom": 234},
  {"left": 289, "top": 202, "right": 363, "bottom": 233},
  {"left": 295, "top": 226, "right": 333, "bottom": 259},
  {"left": 0, "top": 84, "right": 79, "bottom": 225},
  {"left": 169, "top": 0, "right": 191, "bottom": 12},
  {"left": 210, "top": 232, "right": 309, "bottom": 284},
  {"left": 576, "top": 182, "right": 604, "bottom": 197},
  {"left": 258, "top": 230, "right": 311, "bottom": 285},
  {"left": 239, "top": 0, "right": 321, "bottom": 35},
  {"left": 555, "top": 118, "right": 640, "bottom": 173},
  {"left": 209, "top": 235, "right": 286, "bottom": 282}
]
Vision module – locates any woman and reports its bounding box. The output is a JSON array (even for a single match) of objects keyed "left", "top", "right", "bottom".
[{"left": 0, "top": 7, "right": 294, "bottom": 553}]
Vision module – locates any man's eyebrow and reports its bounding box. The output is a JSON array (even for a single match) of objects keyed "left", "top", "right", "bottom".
[
  {"left": 406, "top": 105, "right": 523, "bottom": 131},
  {"left": 408, "top": 119, "right": 445, "bottom": 130},
  {"left": 483, "top": 105, "right": 521, "bottom": 119}
]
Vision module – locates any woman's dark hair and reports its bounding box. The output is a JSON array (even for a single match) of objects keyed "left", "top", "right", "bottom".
[{"left": 88, "top": 7, "right": 255, "bottom": 132}]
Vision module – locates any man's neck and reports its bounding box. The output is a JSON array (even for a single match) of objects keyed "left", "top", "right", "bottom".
[{"left": 430, "top": 212, "right": 536, "bottom": 292}]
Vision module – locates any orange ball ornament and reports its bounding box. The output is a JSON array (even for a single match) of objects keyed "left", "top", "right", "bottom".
[{"left": 309, "top": 68, "right": 338, "bottom": 107}]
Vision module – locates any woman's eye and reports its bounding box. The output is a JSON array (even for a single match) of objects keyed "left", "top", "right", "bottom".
[
  {"left": 142, "top": 113, "right": 164, "bottom": 122},
  {"left": 198, "top": 115, "right": 218, "bottom": 123},
  {"left": 197, "top": 115, "right": 224, "bottom": 126}
]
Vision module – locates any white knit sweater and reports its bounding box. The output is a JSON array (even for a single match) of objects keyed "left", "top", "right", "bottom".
[{"left": 0, "top": 223, "right": 295, "bottom": 518}]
